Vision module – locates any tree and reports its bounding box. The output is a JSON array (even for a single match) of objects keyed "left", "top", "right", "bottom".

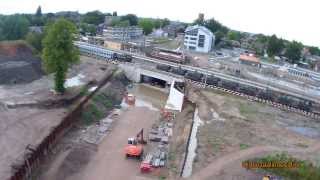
[
  {"left": 285, "top": 41, "right": 303, "bottom": 64},
  {"left": 2, "top": 15, "right": 30, "bottom": 40},
  {"left": 214, "top": 31, "right": 225, "bottom": 45},
  {"left": 79, "top": 23, "right": 97, "bottom": 35},
  {"left": 194, "top": 13, "right": 205, "bottom": 25},
  {"left": 309, "top": 46, "right": 320, "bottom": 56},
  {"left": 204, "top": 18, "right": 228, "bottom": 34},
  {"left": 153, "top": 19, "right": 162, "bottom": 29},
  {"left": 112, "top": 11, "right": 117, "bottom": 16},
  {"left": 227, "top": 31, "right": 241, "bottom": 41},
  {"left": 26, "top": 31, "right": 44, "bottom": 52},
  {"left": 267, "top": 34, "right": 284, "bottom": 57},
  {"left": 33, "top": 6, "right": 44, "bottom": 26},
  {"left": 120, "top": 14, "right": 138, "bottom": 26},
  {"left": 82, "top": 11, "right": 105, "bottom": 25},
  {"left": 162, "top": 18, "right": 170, "bottom": 27},
  {"left": 138, "top": 19, "right": 154, "bottom": 35},
  {"left": 42, "top": 18, "right": 80, "bottom": 93},
  {"left": 36, "top": 6, "right": 42, "bottom": 17}
]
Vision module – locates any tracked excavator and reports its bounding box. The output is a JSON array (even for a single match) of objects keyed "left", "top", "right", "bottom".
[{"left": 124, "top": 129, "right": 147, "bottom": 159}]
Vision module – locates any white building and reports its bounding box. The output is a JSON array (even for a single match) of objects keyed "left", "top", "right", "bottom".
[{"left": 184, "top": 25, "right": 215, "bottom": 53}]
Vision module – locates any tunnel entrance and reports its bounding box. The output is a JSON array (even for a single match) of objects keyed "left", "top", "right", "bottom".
[{"left": 140, "top": 74, "right": 167, "bottom": 88}]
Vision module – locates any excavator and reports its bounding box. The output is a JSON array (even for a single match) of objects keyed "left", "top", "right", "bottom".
[{"left": 124, "top": 129, "right": 147, "bottom": 159}]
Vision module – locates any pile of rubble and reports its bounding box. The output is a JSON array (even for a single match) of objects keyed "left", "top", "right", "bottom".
[
  {"left": 81, "top": 109, "right": 121, "bottom": 144},
  {"left": 146, "top": 120, "right": 174, "bottom": 168}
]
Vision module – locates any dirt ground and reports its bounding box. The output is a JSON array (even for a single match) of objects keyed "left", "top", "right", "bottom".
[
  {"left": 0, "top": 41, "right": 44, "bottom": 84},
  {"left": 187, "top": 87, "right": 320, "bottom": 179},
  {"left": 0, "top": 56, "right": 114, "bottom": 180},
  {"left": 39, "top": 84, "right": 170, "bottom": 180}
]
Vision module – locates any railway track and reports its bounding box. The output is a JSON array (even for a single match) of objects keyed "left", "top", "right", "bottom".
[
  {"left": 185, "top": 79, "right": 320, "bottom": 120},
  {"left": 82, "top": 53, "right": 320, "bottom": 120},
  {"left": 76, "top": 42, "right": 320, "bottom": 104}
]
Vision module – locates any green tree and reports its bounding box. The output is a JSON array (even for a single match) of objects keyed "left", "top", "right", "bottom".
[
  {"left": 2, "top": 15, "right": 30, "bottom": 40},
  {"left": 309, "top": 46, "right": 320, "bottom": 56},
  {"left": 204, "top": 18, "right": 228, "bottom": 34},
  {"left": 79, "top": 23, "right": 97, "bottom": 35},
  {"left": 194, "top": 13, "right": 205, "bottom": 25},
  {"left": 267, "top": 34, "right": 284, "bottom": 57},
  {"left": 285, "top": 41, "right": 303, "bottom": 64},
  {"left": 33, "top": 6, "right": 44, "bottom": 26},
  {"left": 162, "top": 18, "right": 170, "bottom": 27},
  {"left": 153, "top": 19, "right": 162, "bottom": 29},
  {"left": 42, "top": 18, "right": 80, "bottom": 93},
  {"left": 82, "top": 11, "right": 105, "bottom": 25},
  {"left": 120, "top": 14, "right": 138, "bottom": 26},
  {"left": 26, "top": 31, "right": 44, "bottom": 52},
  {"left": 227, "top": 31, "right": 241, "bottom": 41},
  {"left": 214, "top": 31, "right": 225, "bottom": 45},
  {"left": 138, "top": 19, "right": 154, "bottom": 35},
  {"left": 36, "top": 6, "right": 42, "bottom": 17}
]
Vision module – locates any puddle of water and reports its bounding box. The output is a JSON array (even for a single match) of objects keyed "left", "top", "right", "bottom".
[
  {"left": 182, "top": 108, "right": 203, "bottom": 178},
  {"left": 65, "top": 74, "right": 85, "bottom": 88},
  {"left": 120, "top": 98, "right": 159, "bottom": 111},
  {"left": 287, "top": 126, "right": 320, "bottom": 138},
  {"left": 211, "top": 108, "right": 225, "bottom": 122},
  {"left": 88, "top": 86, "right": 98, "bottom": 92}
]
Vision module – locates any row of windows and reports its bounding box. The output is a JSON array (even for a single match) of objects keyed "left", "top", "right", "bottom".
[{"left": 198, "top": 35, "right": 205, "bottom": 48}]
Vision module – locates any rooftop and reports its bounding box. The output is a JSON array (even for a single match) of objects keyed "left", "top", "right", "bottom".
[
  {"left": 185, "top": 25, "right": 213, "bottom": 37},
  {"left": 239, "top": 54, "right": 260, "bottom": 64}
]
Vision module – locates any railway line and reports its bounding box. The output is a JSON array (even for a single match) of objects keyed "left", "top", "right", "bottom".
[
  {"left": 75, "top": 42, "right": 320, "bottom": 104},
  {"left": 75, "top": 42, "right": 320, "bottom": 119}
]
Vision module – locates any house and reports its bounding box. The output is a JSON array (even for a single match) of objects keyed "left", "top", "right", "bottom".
[
  {"left": 184, "top": 25, "right": 215, "bottom": 53},
  {"left": 28, "top": 26, "right": 43, "bottom": 34},
  {"left": 151, "top": 28, "right": 168, "bottom": 38},
  {"left": 239, "top": 54, "right": 261, "bottom": 67},
  {"left": 162, "top": 22, "right": 185, "bottom": 37}
]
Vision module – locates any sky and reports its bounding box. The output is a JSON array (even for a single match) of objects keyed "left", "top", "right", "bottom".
[{"left": 1, "top": 0, "right": 319, "bottom": 47}]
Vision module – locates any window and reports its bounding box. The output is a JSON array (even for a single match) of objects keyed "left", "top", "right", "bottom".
[
  {"left": 189, "top": 46, "right": 196, "bottom": 50},
  {"left": 186, "top": 29, "right": 198, "bottom": 36},
  {"left": 190, "top": 37, "right": 197, "bottom": 40},
  {"left": 185, "top": 36, "right": 188, "bottom": 39},
  {"left": 198, "top": 35, "right": 205, "bottom": 47}
]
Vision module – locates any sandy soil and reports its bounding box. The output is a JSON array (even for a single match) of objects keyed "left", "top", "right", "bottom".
[{"left": 186, "top": 87, "right": 320, "bottom": 179}]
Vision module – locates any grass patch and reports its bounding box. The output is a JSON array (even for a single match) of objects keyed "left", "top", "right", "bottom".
[
  {"left": 81, "top": 104, "right": 103, "bottom": 125},
  {"left": 240, "top": 143, "right": 250, "bottom": 150},
  {"left": 153, "top": 37, "right": 171, "bottom": 44},
  {"left": 239, "top": 103, "right": 258, "bottom": 116},
  {"left": 79, "top": 86, "right": 89, "bottom": 96},
  {"left": 245, "top": 152, "right": 320, "bottom": 180}
]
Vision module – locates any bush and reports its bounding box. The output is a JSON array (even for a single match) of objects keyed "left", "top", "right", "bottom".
[{"left": 245, "top": 153, "right": 320, "bottom": 180}]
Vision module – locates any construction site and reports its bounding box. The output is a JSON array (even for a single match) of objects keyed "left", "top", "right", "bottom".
[{"left": 1, "top": 41, "right": 320, "bottom": 180}]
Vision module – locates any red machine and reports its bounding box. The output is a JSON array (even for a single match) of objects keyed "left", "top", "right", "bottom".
[{"left": 124, "top": 129, "right": 146, "bottom": 159}]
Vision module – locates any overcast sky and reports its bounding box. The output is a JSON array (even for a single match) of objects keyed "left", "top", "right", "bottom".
[{"left": 1, "top": 0, "right": 319, "bottom": 47}]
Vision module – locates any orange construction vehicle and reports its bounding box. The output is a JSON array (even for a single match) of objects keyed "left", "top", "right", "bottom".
[{"left": 125, "top": 129, "right": 147, "bottom": 159}]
